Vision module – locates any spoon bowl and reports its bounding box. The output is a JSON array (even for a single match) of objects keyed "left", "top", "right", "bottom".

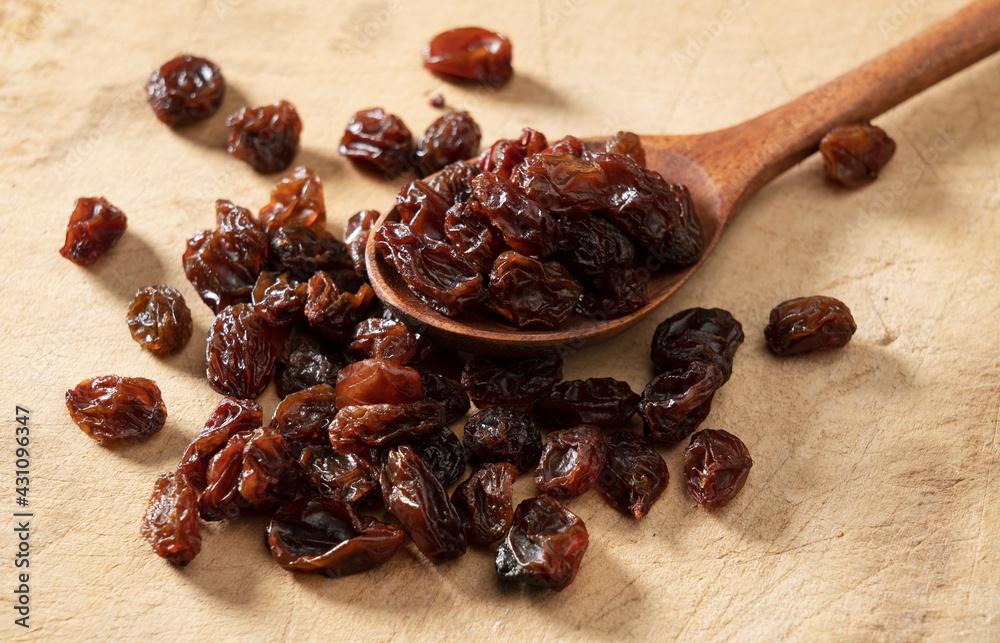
[{"left": 367, "top": 0, "right": 1000, "bottom": 356}]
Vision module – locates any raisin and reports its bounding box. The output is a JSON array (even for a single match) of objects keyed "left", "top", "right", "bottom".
[
  {"left": 554, "top": 211, "right": 636, "bottom": 277},
  {"left": 423, "top": 27, "right": 513, "bottom": 86},
  {"left": 339, "top": 108, "right": 414, "bottom": 177},
  {"left": 141, "top": 471, "right": 201, "bottom": 565},
  {"left": 472, "top": 173, "right": 560, "bottom": 258},
  {"left": 487, "top": 251, "right": 583, "bottom": 330},
  {"left": 415, "top": 424, "right": 466, "bottom": 488},
  {"left": 335, "top": 358, "right": 424, "bottom": 407},
  {"left": 543, "top": 135, "right": 588, "bottom": 157},
  {"left": 381, "top": 445, "right": 467, "bottom": 562},
  {"left": 298, "top": 446, "right": 380, "bottom": 504},
  {"left": 251, "top": 271, "right": 307, "bottom": 327},
  {"left": 145, "top": 54, "right": 225, "bottom": 127},
  {"left": 478, "top": 128, "right": 547, "bottom": 179},
  {"left": 304, "top": 271, "right": 377, "bottom": 343},
  {"left": 396, "top": 179, "right": 451, "bottom": 241},
  {"left": 183, "top": 199, "right": 269, "bottom": 313},
  {"left": 420, "top": 372, "right": 470, "bottom": 423},
  {"left": 576, "top": 268, "right": 649, "bottom": 319},
  {"left": 226, "top": 100, "right": 302, "bottom": 173},
  {"left": 374, "top": 221, "right": 483, "bottom": 317},
  {"left": 59, "top": 197, "right": 127, "bottom": 266},
  {"left": 205, "top": 303, "right": 277, "bottom": 399},
  {"left": 344, "top": 209, "right": 380, "bottom": 276},
  {"left": 535, "top": 426, "right": 607, "bottom": 500},
  {"left": 820, "top": 123, "right": 896, "bottom": 188},
  {"left": 461, "top": 353, "right": 562, "bottom": 408},
  {"left": 267, "top": 496, "right": 405, "bottom": 576},
  {"left": 764, "top": 296, "right": 857, "bottom": 355},
  {"left": 178, "top": 397, "right": 263, "bottom": 489},
  {"left": 414, "top": 111, "right": 482, "bottom": 177},
  {"left": 451, "top": 462, "right": 518, "bottom": 546},
  {"left": 511, "top": 153, "right": 608, "bottom": 213},
  {"left": 651, "top": 307, "right": 745, "bottom": 381},
  {"left": 344, "top": 318, "right": 419, "bottom": 365},
  {"left": 596, "top": 430, "right": 669, "bottom": 519},
  {"left": 275, "top": 326, "right": 344, "bottom": 398},
  {"left": 258, "top": 166, "right": 326, "bottom": 236},
  {"left": 239, "top": 426, "right": 299, "bottom": 509},
  {"left": 200, "top": 431, "right": 251, "bottom": 521},
  {"left": 463, "top": 406, "right": 542, "bottom": 474},
  {"left": 639, "top": 361, "right": 723, "bottom": 446},
  {"left": 270, "top": 224, "right": 353, "bottom": 282},
  {"left": 430, "top": 94, "right": 445, "bottom": 108},
  {"left": 270, "top": 384, "right": 338, "bottom": 442},
  {"left": 534, "top": 378, "right": 639, "bottom": 429},
  {"left": 495, "top": 496, "right": 588, "bottom": 591},
  {"left": 329, "top": 401, "right": 445, "bottom": 453},
  {"left": 444, "top": 201, "right": 509, "bottom": 272},
  {"left": 684, "top": 429, "right": 753, "bottom": 509},
  {"left": 125, "top": 285, "right": 193, "bottom": 357},
  {"left": 65, "top": 375, "right": 166, "bottom": 443},
  {"left": 426, "top": 161, "right": 479, "bottom": 204},
  {"left": 604, "top": 131, "right": 646, "bottom": 166}
]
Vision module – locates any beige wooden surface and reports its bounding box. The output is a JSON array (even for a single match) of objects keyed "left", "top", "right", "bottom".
[{"left": 1, "top": 0, "right": 998, "bottom": 640}]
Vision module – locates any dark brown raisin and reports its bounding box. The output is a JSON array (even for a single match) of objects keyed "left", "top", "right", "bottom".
[
  {"left": 534, "top": 378, "right": 639, "bottom": 429},
  {"left": 126, "top": 285, "right": 193, "bottom": 357},
  {"left": 430, "top": 94, "right": 445, "bottom": 108},
  {"left": 270, "top": 384, "right": 338, "bottom": 441},
  {"left": 251, "top": 271, "right": 307, "bottom": 327},
  {"left": 820, "top": 123, "right": 896, "bottom": 188},
  {"left": 423, "top": 27, "right": 513, "bottom": 86},
  {"left": 463, "top": 406, "right": 542, "bottom": 474},
  {"left": 329, "top": 401, "right": 445, "bottom": 453},
  {"left": 275, "top": 326, "right": 344, "bottom": 399},
  {"left": 420, "top": 372, "right": 470, "bottom": 423},
  {"left": 451, "top": 462, "right": 517, "bottom": 546},
  {"left": 535, "top": 425, "right": 607, "bottom": 500},
  {"left": 239, "top": 426, "right": 299, "bottom": 509},
  {"left": 444, "top": 201, "right": 509, "bottom": 272},
  {"left": 267, "top": 496, "right": 404, "bottom": 576},
  {"left": 554, "top": 211, "right": 636, "bottom": 277},
  {"left": 65, "top": 375, "right": 166, "bottom": 443},
  {"left": 543, "top": 135, "right": 588, "bottom": 157},
  {"left": 477, "top": 128, "right": 547, "bottom": 179},
  {"left": 205, "top": 303, "right": 277, "bottom": 399},
  {"left": 344, "top": 209, "right": 380, "bottom": 276},
  {"left": 415, "top": 424, "right": 466, "bottom": 488},
  {"left": 764, "top": 296, "right": 857, "bottom": 355},
  {"left": 651, "top": 307, "right": 745, "bottom": 381},
  {"left": 270, "top": 224, "right": 353, "bottom": 282},
  {"left": 344, "top": 318, "right": 419, "bottom": 364},
  {"left": 59, "top": 197, "right": 127, "bottom": 266},
  {"left": 461, "top": 353, "right": 562, "bottom": 408},
  {"left": 335, "top": 358, "right": 424, "bottom": 407},
  {"left": 511, "top": 153, "right": 608, "bottom": 213},
  {"left": 684, "top": 429, "right": 753, "bottom": 509},
  {"left": 472, "top": 173, "right": 560, "bottom": 258},
  {"left": 596, "top": 430, "right": 669, "bottom": 519},
  {"left": 604, "top": 131, "right": 646, "bottom": 166},
  {"left": 145, "top": 54, "right": 225, "bottom": 127},
  {"left": 298, "top": 446, "right": 380, "bottom": 504},
  {"left": 141, "top": 471, "right": 201, "bottom": 565},
  {"left": 576, "top": 268, "right": 649, "bottom": 320},
  {"left": 638, "top": 361, "right": 723, "bottom": 446},
  {"left": 426, "top": 161, "right": 479, "bottom": 204},
  {"left": 177, "top": 397, "right": 263, "bottom": 490},
  {"left": 487, "top": 251, "right": 583, "bottom": 330},
  {"left": 339, "top": 108, "right": 414, "bottom": 177},
  {"left": 396, "top": 179, "right": 451, "bottom": 241},
  {"left": 200, "top": 431, "right": 251, "bottom": 521},
  {"left": 414, "top": 111, "right": 482, "bottom": 177},
  {"left": 495, "top": 496, "right": 588, "bottom": 591},
  {"left": 381, "top": 445, "right": 467, "bottom": 562},
  {"left": 258, "top": 166, "right": 325, "bottom": 236},
  {"left": 304, "top": 271, "right": 377, "bottom": 343},
  {"left": 226, "top": 100, "right": 302, "bottom": 173}
]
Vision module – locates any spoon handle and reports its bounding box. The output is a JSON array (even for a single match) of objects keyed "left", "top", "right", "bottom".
[{"left": 717, "top": 0, "right": 1000, "bottom": 216}]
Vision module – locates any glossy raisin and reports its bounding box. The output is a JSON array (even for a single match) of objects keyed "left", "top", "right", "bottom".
[
  {"left": 639, "top": 361, "right": 723, "bottom": 446},
  {"left": 329, "top": 401, "right": 444, "bottom": 453},
  {"left": 535, "top": 425, "right": 607, "bottom": 500},
  {"left": 820, "top": 123, "right": 896, "bottom": 188},
  {"left": 381, "top": 445, "right": 467, "bottom": 562},
  {"left": 298, "top": 446, "right": 380, "bottom": 504},
  {"left": 604, "top": 131, "right": 646, "bottom": 166},
  {"left": 534, "top": 378, "right": 639, "bottom": 429},
  {"left": 423, "top": 27, "right": 513, "bottom": 86},
  {"left": 59, "top": 197, "right": 127, "bottom": 266},
  {"left": 596, "top": 430, "right": 669, "bottom": 519},
  {"left": 764, "top": 296, "right": 857, "bottom": 355},
  {"left": 65, "top": 375, "right": 166, "bottom": 443},
  {"left": 684, "top": 429, "right": 753, "bottom": 509},
  {"left": 651, "top": 307, "right": 745, "bottom": 381},
  {"left": 126, "top": 285, "right": 193, "bottom": 356},
  {"left": 226, "top": 100, "right": 302, "bottom": 173},
  {"left": 145, "top": 54, "right": 225, "bottom": 127},
  {"left": 335, "top": 358, "right": 424, "bottom": 407},
  {"left": 304, "top": 271, "right": 377, "bottom": 343},
  {"left": 344, "top": 209, "right": 380, "bottom": 276},
  {"left": 267, "top": 496, "right": 404, "bottom": 576},
  {"left": 177, "top": 397, "right": 263, "bottom": 489},
  {"left": 420, "top": 371, "right": 470, "bottom": 424},
  {"left": 251, "top": 271, "right": 307, "bottom": 327},
  {"left": 344, "top": 318, "right": 419, "bottom": 364},
  {"left": 463, "top": 406, "right": 542, "bottom": 474},
  {"left": 183, "top": 199, "right": 269, "bottom": 313},
  {"left": 275, "top": 326, "right": 344, "bottom": 398},
  {"left": 443, "top": 201, "right": 509, "bottom": 272},
  {"left": 414, "top": 111, "right": 482, "bottom": 177},
  {"left": 487, "top": 251, "right": 583, "bottom": 330},
  {"left": 495, "top": 496, "right": 588, "bottom": 591},
  {"left": 426, "top": 161, "right": 479, "bottom": 204},
  {"left": 270, "top": 384, "right": 338, "bottom": 442},
  {"left": 396, "top": 179, "right": 451, "bottom": 241},
  {"left": 339, "top": 108, "right": 414, "bottom": 177},
  {"left": 415, "top": 424, "right": 467, "bottom": 488},
  {"left": 511, "top": 153, "right": 608, "bottom": 213},
  {"left": 451, "top": 462, "right": 517, "bottom": 546},
  {"left": 472, "top": 173, "right": 560, "bottom": 258},
  {"left": 554, "top": 211, "right": 636, "bottom": 277},
  {"left": 543, "top": 135, "right": 588, "bottom": 157},
  {"left": 239, "top": 426, "right": 299, "bottom": 509},
  {"left": 461, "top": 353, "right": 562, "bottom": 408},
  {"left": 258, "top": 166, "right": 326, "bottom": 236},
  {"left": 205, "top": 303, "right": 276, "bottom": 399},
  {"left": 141, "top": 471, "right": 201, "bottom": 565},
  {"left": 200, "top": 431, "right": 251, "bottom": 521},
  {"left": 576, "top": 268, "right": 649, "bottom": 320},
  {"left": 270, "top": 224, "right": 353, "bottom": 282},
  {"left": 478, "top": 128, "right": 547, "bottom": 179}
]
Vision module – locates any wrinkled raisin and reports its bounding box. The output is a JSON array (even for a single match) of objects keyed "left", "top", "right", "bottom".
[
  {"left": 66, "top": 375, "right": 166, "bottom": 443},
  {"left": 463, "top": 406, "right": 542, "bottom": 474},
  {"left": 298, "top": 446, "right": 380, "bottom": 504},
  {"left": 205, "top": 303, "right": 276, "bottom": 399},
  {"left": 461, "top": 353, "right": 562, "bottom": 408},
  {"left": 59, "top": 197, "right": 127, "bottom": 266},
  {"left": 487, "top": 251, "right": 583, "bottom": 330},
  {"left": 423, "top": 27, "right": 513, "bottom": 86},
  {"left": 452, "top": 462, "right": 517, "bottom": 546},
  {"left": 239, "top": 426, "right": 299, "bottom": 509},
  {"left": 200, "top": 431, "right": 251, "bottom": 521},
  {"left": 576, "top": 268, "right": 649, "bottom": 320},
  {"left": 472, "top": 173, "right": 560, "bottom": 258},
  {"left": 651, "top": 307, "right": 744, "bottom": 381},
  {"left": 684, "top": 429, "right": 753, "bottom": 509},
  {"left": 511, "top": 153, "right": 608, "bottom": 213},
  {"left": 444, "top": 201, "right": 509, "bottom": 272},
  {"left": 495, "top": 496, "right": 588, "bottom": 591},
  {"left": 270, "top": 224, "right": 353, "bottom": 282},
  {"left": 764, "top": 296, "right": 857, "bottom": 355},
  {"left": 535, "top": 426, "right": 607, "bottom": 500},
  {"left": 396, "top": 180, "right": 451, "bottom": 241},
  {"left": 604, "top": 131, "right": 646, "bottom": 166},
  {"left": 339, "top": 108, "right": 414, "bottom": 177},
  {"left": 251, "top": 271, "right": 307, "bottom": 327},
  {"left": 304, "top": 271, "right": 377, "bottom": 343},
  {"left": 638, "top": 361, "right": 723, "bottom": 446},
  {"left": 596, "top": 430, "right": 668, "bottom": 519},
  {"left": 226, "top": 100, "right": 302, "bottom": 173},
  {"left": 145, "top": 54, "right": 225, "bottom": 127},
  {"left": 478, "top": 128, "right": 547, "bottom": 179},
  {"left": 414, "top": 111, "right": 482, "bottom": 177},
  {"left": 126, "top": 285, "right": 193, "bottom": 357},
  {"left": 275, "top": 326, "right": 343, "bottom": 398},
  {"left": 141, "top": 471, "right": 201, "bottom": 565},
  {"left": 270, "top": 384, "right": 338, "bottom": 442},
  {"left": 258, "top": 166, "right": 325, "bottom": 236},
  {"left": 329, "top": 401, "right": 444, "bottom": 453},
  {"left": 554, "top": 211, "right": 636, "bottom": 277},
  {"left": 820, "top": 123, "right": 896, "bottom": 188},
  {"left": 344, "top": 209, "right": 380, "bottom": 276},
  {"left": 534, "top": 378, "right": 639, "bottom": 429},
  {"left": 177, "top": 397, "right": 263, "bottom": 489},
  {"left": 420, "top": 372, "right": 470, "bottom": 424},
  {"left": 344, "top": 318, "right": 419, "bottom": 364},
  {"left": 426, "top": 161, "right": 479, "bottom": 204},
  {"left": 335, "top": 358, "right": 424, "bottom": 407},
  {"left": 415, "top": 424, "right": 466, "bottom": 488}
]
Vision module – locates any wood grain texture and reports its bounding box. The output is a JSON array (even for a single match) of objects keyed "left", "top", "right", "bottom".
[{"left": 1, "top": 0, "right": 999, "bottom": 640}]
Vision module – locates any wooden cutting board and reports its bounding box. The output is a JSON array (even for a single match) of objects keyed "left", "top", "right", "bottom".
[{"left": 2, "top": 0, "right": 998, "bottom": 639}]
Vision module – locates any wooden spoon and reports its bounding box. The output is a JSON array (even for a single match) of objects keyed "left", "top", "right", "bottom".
[{"left": 367, "top": 0, "right": 1000, "bottom": 356}]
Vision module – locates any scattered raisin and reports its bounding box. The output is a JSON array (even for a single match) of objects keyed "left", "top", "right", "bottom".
[
  {"left": 534, "top": 378, "right": 639, "bottom": 429},
  {"left": 239, "top": 426, "right": 299, "bottom": 509},
  {"left": 200, "top": 431, "right": 251, "bottom": 521},
  {"left": 251, "top": 271, "right": 307, "bottom": 327},
  {"left": 451, "top": 462, "right": 518, "bottom": 546},
  {"left": 461, "top": 353, "right": 562, "bottom": 408},
  {"left": 596, "top": 430, "right": 669, "bottom": 519},
  {"left": 415, "top": 424, "right": 467, "bottom": 488},
  {"left": 298, "top": 446, "right": 380, "bottom": 504},
  {"left": 339, "top": 108, "right": 414, "bottom": 177},
  {"left": 59, "top": 197, "right": 127, "bottom": 266},
  {"left": 270, "top": 224, "right": 353, "bottom": 282},
  {"left": 344, "top": 209, "right": 380, "bottom": 276},
  {"left": 820, "top": 123, "right": 896, "bottom": 188},
  {"left": 414, "top": 111, "right": 482, "bottom": 177},
  {"left": 177, "top": 397, "right": 263, "bottom": 489},
  {"left": 487, "top": 251, "right": 583, "bottom": 330},
  {"left": 764, "top": 296, "right": 857, "bottom": 355},
  {"left": 335, "top": 358, "right": 424, "bottom": 407},
  {"left": 495, "top": 496, "right": 588, "bottom": 591},
  {"left": 226, "top": 100, "right": 302, "bottom": 173},
  {"left": 205, "top": 303, "right": 276, "bottom": 399},
  {"left": 141, "top": 471, "right": 202, "bottom": 565},
  {"left": 145, "top": 54, "right": 225, "bottom": 127},
  {"left": 258, "top": 166, "right": 326, "bottom": 236},
  {"left": 424, "top": 27, "right": 513, "bottom": 86},
  {"left": 472, "top": 173, "right": 560, "bottom": 258},
  {"left": 304, "top": 271, "right": 377, "bottom": 343},
  {"left": 65, "top": 375, "right": 166, "bottom": 443},
  {"left": 638, "top": 361, "right": 723, "bottom": 446},
  {"left": 420, "top": 371, "right": 470, "bottom": 424},
  {"left": 651, "top": 307, "right": 744, "bottom": 381},
  {"left": 463, "top": 406, "right": 542, "bottom": 474},
  {"left": 684, "top": 429, "right": 753, "bottom": 509},
  {"left": 535, "top": 425, "right": 607, "bottom": 500},
  {"left": 329, "top": 401, "right": 445, "bottom": 453},
  {"left": 270, "top": 384, "right": 338, "bottom": 442},
  {"left": 430, "top": 94, "right": 445, "bottom": 108},
  {"left": 125, "top": 285, "right": 193, "bottom": 357},
  {"left": 604, "top": 131, "right": 646, "bottom": 166},
  {"left": 275, "top": 326, "right": 344, "bottom": 398},
  {"left": 344, "top": 318, "right": 419, "bottom": 364}
]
